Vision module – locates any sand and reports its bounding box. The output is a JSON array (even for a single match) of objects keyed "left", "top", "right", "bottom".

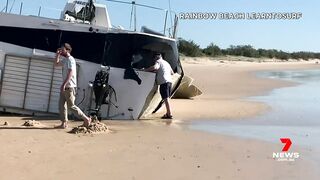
[
  {"left": 0, "top": 58, "right": 319, "bottom": 180},
  {"left": 69, "top": 121, "right": 109, "bottom": 134},
  {"left": 171, "top": 58, "right": 318, "bottom": 120},
  {"left": 22, "top": 120, "right": 43, "bottom": 127}
]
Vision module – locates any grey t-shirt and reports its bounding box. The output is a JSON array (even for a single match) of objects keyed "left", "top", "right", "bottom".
[{"left": 61, "top": 55, "right": 77, "bottom": 88}]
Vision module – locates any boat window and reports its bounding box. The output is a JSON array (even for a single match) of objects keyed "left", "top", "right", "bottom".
[
  {"left": 0, "top": 25, "right": 181, "bottom": 74},
  {"left": 103, "top": 34, "right": 179, "bottom": 73},
  {"left": 60, "top": 31, "right": 106, "bottom": 64},
  {"left": 0, "top": 26, "right": 60, "bottom": 51}
]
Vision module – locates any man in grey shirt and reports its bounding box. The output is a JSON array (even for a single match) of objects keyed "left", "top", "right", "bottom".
[
  {"left": 145, "top": 53, "right": 174, "bottom": 119},
  {"left": 55, "top": 43, "right": 91, "bottom": 128}
]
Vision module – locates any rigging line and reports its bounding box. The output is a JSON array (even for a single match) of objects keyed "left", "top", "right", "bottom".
[
  {"left": 41, "top": 7, "right": 61, "bottom": 11},
  {"left": 134, "top": 0, "right": 136, "bottom": 31},
  {"left": 1, "top": 0, "right": 8, "bottom": 12},
  {"left": 168, "top": 0, "right": 173, "bottom": 32},
  {"left": 129, "top": 2, "right": 134, "bottom": 29},
  {"left": 1, "top": 6, "right": 5, "bottom": 12},
  {"left": 9, "top": 0, "right": 16, "bottom": 13},
  {"left": 133, "top": 2, "right": 164, "bottom": 11},
  {"left": 105, "top": 0, "right": 166, "bottom": 11}
]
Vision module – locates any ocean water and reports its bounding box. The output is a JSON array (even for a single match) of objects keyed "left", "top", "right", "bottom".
[{"left": 190, "top": 69, "right": 320, "bottom": 150}]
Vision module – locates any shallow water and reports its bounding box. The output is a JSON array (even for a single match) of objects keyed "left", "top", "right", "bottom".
[{"left": 190, "top": 69, "right": 320, "bottom": 150}]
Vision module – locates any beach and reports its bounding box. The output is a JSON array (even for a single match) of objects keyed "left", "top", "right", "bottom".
[{"left": 0, "top": 58, "right": 319, "bottom": 180}]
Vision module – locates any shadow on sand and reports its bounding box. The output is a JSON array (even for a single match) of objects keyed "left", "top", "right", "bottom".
[{"left": 0, "top": 126, "right": 58, "bottom": 130}]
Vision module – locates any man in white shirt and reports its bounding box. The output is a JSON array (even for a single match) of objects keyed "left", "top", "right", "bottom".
[
  {"left": 55, "top": 43, "right": 91, "bottom": 128},
  {"left": 145, "top": 53, "right": 174, "bottom": 119}
]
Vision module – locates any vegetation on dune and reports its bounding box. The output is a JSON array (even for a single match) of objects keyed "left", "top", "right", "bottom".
[
  {"left": 178, "top": 38, "right": 320, "bottom": 60},
  {"left": 177, "top": 38, "right": 204, "bottom": 57}
]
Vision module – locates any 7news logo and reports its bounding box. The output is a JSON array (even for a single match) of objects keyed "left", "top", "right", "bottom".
[{"left": 272, "top": 138, "right": 300, "bottom": 161}]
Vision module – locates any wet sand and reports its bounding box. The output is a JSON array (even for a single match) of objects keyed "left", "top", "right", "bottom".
[
  {"left": 0, "top": 58, "right": 319, "bottom": 179},
  {"left": 172, "top": 59, "right": 318, "bottom": 120}
]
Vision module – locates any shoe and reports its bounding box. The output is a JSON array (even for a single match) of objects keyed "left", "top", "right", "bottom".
[{"left": 161, "top": 114, "right": 173, "bottom": 119}]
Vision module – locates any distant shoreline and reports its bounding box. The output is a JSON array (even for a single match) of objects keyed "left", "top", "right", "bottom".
[{"left": 180, "top": 55, "right": 320, "bottom": 63}]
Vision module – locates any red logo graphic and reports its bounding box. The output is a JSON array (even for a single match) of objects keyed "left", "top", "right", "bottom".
[{"left": 280, "top": 138, "right": 292, "bottom": 152}]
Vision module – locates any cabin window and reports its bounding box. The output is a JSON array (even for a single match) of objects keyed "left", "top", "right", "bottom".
[
  {"left": 60, "top": 31, "right": 106, "bottom": 64},
  {"left": 102, "top": 34, "right": 179, "bottom": 73}
]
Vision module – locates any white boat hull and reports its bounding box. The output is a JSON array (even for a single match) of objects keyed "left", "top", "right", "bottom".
[{"left": 0, "top": 43, "right": 167, "bottom": 119}]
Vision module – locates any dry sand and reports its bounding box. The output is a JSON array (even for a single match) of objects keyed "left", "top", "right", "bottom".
[{"left": 0, "top": 58, "right": 319, "bottom": 180}]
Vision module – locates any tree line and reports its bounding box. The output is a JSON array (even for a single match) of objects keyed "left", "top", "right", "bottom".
[{"left": 178, "top": 38, "right": 320, "bottom": 60}]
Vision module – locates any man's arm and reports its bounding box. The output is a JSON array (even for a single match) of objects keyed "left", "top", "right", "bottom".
[
  {"left": 55, "top": 49, "right": 63, "bottom": 66},
  {"left": 144, "top": 62, "right": 160, "bottom": 72},
  {"left": 61, "top": 69, "right": 73, "bottom": 92},
  {"left": 144, "top": 65, "right": 156, "bottom": 72},
  {"left": 170, "top": 68, "right": 174, "bottom": 75}
]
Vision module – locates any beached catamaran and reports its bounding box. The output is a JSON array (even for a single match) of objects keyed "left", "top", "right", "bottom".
[{"left": 0, "top": 0, "right": 183, "bottom": 119}]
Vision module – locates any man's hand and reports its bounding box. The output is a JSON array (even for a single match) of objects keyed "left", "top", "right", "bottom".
[
  {"left": 61, "top": 69, "right": 73, "bottom": 92},
  {"left": 60, "top": 83, "right": 66, "bottom": 92},
  {"left": 56, "top": 49, "right": 62, "bottom": 59},
  {"left": 55, "top": 48, "right": 62, "bottom": 66},
  {"left": 56, "top": 48, "right": 62, "bottom": 55}
]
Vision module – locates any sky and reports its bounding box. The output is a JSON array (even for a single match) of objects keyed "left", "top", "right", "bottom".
[{"left": 1, "top": 0, "right": 319, "bottom": 52}]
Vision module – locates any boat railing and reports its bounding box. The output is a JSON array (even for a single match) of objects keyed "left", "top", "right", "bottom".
[
  {"left": 1, "top": 0, "right": 62, "bottom": 18},
  {"left": 1, "top": 0, "right": 179, "bottom": 39},
  {"left": 104, "top": 0, "right": 178, "bottom": 39}
]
